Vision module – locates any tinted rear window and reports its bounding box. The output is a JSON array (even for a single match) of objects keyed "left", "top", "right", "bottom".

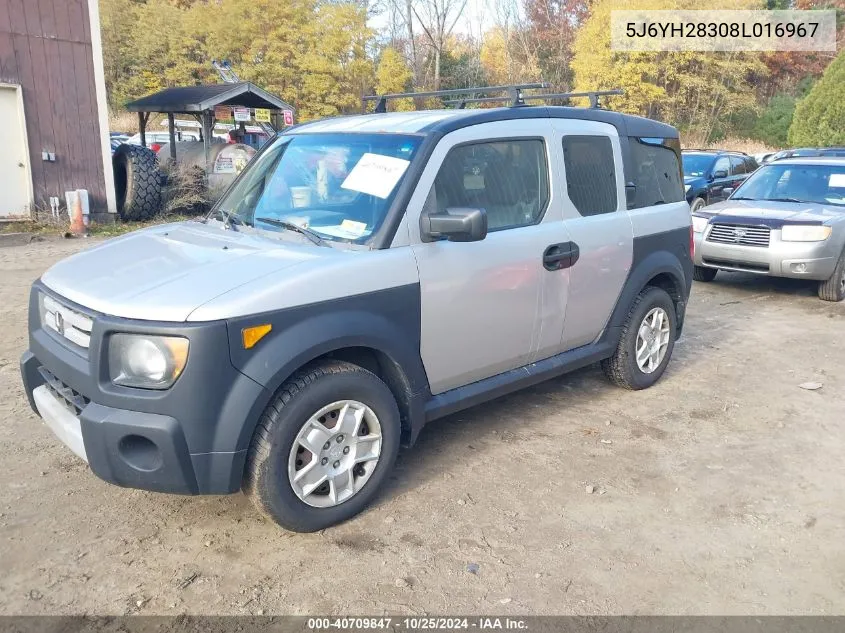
[{"left": 630, "top": 138, "right": 684, "bottom": 209}]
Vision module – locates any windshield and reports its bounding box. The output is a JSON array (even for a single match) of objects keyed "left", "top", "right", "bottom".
[
  {"left": 731, "top": 163, "right": 845, "bottom": 206},
  {"left": 214, "top": 133, "right": 422, "bottom": 243},
  {"left": 682, "top": 154, "right": 714, "bottom": 177}
]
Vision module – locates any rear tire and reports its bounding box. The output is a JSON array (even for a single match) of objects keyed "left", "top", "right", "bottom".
[
  {"left": 602, "top": 286, "right": 677, "bottom": 390},
  {"left": 113, "top": 144, "right": 162, "bottom": 221},
  {"left": 818, "top": 249, "right": 845, "bottom": 302},
  {"left": 243, "top": 361, "right": 401, "bottom": 532},
  {"left": 690, "top": 197, "right": 706, "bottom": 213},
  {"left": 693, "top": 266, "right": 718, "bottom": 282}
]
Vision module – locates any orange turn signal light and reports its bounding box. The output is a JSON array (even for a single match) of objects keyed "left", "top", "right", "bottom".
[{"left": 242, "top": 324, "right": 272, "bottom": 349}]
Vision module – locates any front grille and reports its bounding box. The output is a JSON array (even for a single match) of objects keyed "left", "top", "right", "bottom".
[
  {"left": 40, "top": 294, "right": 93, "bottom": 352},
  {"left": 707, "top": 223, "right": 771, "bottom": 247},
  {"left": 37, "top": 366, "right": 90, "bottom": 416}
]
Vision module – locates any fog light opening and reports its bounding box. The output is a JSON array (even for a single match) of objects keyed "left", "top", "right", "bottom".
[
  {"left": 792, "top": 263, "right": 808, "bottom": 274},
  {"left": 118, "top": 435, "right": 163, "bottom": 472}
]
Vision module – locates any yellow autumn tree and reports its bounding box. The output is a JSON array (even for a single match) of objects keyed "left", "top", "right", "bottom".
[
  {"left": 375, "top": 48, "right": 414, "bottom": 111},
  {"left": 571, "top": 0, "right": 769, "bottom": 140},
  {"left": 480, "top": 27, "right": 541, "bottom": 86},
  {"left": 100, "top": 0, "right": 374, "bottom": 121}
]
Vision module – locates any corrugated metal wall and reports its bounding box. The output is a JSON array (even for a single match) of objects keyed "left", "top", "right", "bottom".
[{"left": 0, "top": 0, "right": 107, "bottom": 215}]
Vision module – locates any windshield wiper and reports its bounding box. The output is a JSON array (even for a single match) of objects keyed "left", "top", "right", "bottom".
[
  {"left": 730, "top": 196, "right": 756, "bottom": 201},
  {"left": 255, "top": 217, "right": 329, "bottom": 247},
  {"left": 209, "top": 208, "right": 243, "bottom": 231},
  {"left": 769, "top": 197, "right": 805, "bottom": 203}
]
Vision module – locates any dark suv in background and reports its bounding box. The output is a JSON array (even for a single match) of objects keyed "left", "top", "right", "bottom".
[{"left": 682, "top": 150, "right": 759, "bottom": 212}]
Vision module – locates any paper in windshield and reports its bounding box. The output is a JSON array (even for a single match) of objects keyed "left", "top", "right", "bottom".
[
  {"left": 341, "top": 153, "right": 410, "bottom": 199},
  {"left": 317, "top": 220, "right": 370, "bottom": 240}
]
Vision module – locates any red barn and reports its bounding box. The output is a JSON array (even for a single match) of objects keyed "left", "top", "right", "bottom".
[{"left": 0, "top": 0, "right": 115, "bottom": 221}]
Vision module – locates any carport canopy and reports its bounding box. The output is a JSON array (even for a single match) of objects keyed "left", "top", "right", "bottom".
[{"left": 124, "top": 82, "right": 294, "bottom": 165}]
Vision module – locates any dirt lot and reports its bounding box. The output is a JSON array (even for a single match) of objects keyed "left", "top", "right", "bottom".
[{"left": 1, "top": 237, "right": 843, "bottom": 616}]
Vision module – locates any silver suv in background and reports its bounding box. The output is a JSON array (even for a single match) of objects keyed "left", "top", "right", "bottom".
[
  {"left": 21, "top": 96, "right": 692, "bottom": 532},
  {"left": 692, "top": 157, "right": 845, "bottom": 301}
]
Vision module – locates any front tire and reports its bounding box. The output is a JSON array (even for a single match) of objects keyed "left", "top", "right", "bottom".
[
  {"left": 693, "top": 266, "right": 718, "bottom": 282},
  {"left": 602, "top": 286, "right": 677, "bottom": 390},
  {"left": 818, "top": 249, "right": 845, "bottom": 302},
  {"left": 243, "top": 361, "right": 401, "bottom": 532},
  {"left": 690, "top": 197, "right": 707, "bottom": 213}
]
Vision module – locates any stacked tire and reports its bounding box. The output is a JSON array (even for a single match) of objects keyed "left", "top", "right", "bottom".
[{"left": 113, "top": 144, "right": 162, "bottom": 221}]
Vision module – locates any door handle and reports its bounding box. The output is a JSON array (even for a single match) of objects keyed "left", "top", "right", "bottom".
[{"left": 543, "top": 242, "right": 579, "bottom": 271}]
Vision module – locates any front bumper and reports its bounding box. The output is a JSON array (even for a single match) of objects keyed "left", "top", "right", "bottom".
[
  {"left": 21, "top": 282, "right": 269, "bottom": 495},
  {"left": 693, "top": 228, "right": 838, "bottom": 280}
]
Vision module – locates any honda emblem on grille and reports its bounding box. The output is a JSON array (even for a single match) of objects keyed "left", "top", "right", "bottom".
[{"left": 54, "top": 311, "right": 64, "bottom": 335}]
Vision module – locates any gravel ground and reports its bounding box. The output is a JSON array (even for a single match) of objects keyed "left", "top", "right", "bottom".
[{"left": 0, "top": 237, "right": 843, "bottom": 616}]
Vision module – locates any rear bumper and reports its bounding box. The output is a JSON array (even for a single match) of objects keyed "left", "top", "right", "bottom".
[
  {"left": 21, "top": 282, "right": 271, "bottom": 495},
  {"left": 693, "top": 230, "right": 838, "bottom": 280}
]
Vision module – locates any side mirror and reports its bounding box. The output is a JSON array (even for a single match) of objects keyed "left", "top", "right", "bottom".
[
  {"left": 723, "top": 187, "right": 735, "bottom": 197},
  {"left": 421, "top": 207, "right": 487, "bottom": 243},
  {"left": 713, "top": 169, "right": 728, "bottom": 179}
]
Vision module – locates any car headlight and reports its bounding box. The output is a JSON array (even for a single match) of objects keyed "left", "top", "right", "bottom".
[
  {"left": 108, "top": 334, "right": 189, "bottom": 389},
  {"left": 780, "top": 225, "right": 832, "bottom": 242},
  {"left": 692, "top": 215, "right": 709, "bottom": 233},
  {"left": 685, "top": 184, "right": 691, "bottom": 194}
]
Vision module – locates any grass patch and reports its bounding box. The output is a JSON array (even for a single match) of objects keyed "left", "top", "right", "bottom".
[
  {"left": 682, "top": 135, "right": 778, "bottom": 155},
  {"left": 1, "top": 214, "right": 194, "bottom": 238},
  {"left": 0, "top": 221, "right": 54, "bottom": 235},
  {"left": 88, "top": 215, "right": 193, "bottom": 238}
]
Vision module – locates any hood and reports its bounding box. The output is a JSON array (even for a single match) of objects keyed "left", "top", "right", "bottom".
[
  {"left": 693, "top": 199, "right": 844, "bottom": 225},
  {"left": 684, "top": 175, "right": 703, "bottom": 185},
  {"left": 41, "top": 221, "right": 342, "bottom": 321}
]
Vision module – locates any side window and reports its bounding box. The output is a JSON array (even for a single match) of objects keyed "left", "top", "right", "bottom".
[
  {"left": 712, "top": 157, "right": 730, "bottom": 176},
  {"left": 428, "top": 139, "right": 549, "bottom": 231},
  {"left": 628, "top": 138, "right": 685, "bottom": 209},
  {"left": 744, "top": 157, "right": 758, "bottom": 173},
  {"left": 730, "top": 156, "right": 747, "bottom": 175},
  {"left": 561, "top": 135, "right": 618, "bottom": 216}
]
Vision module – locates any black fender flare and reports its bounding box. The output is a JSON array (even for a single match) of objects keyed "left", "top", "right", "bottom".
[
  {"left": 601, "top": 248, "right": 691, "bottom": 346},
  {"left": 225, "top": 294, "right": 429, "bottom": 452}
]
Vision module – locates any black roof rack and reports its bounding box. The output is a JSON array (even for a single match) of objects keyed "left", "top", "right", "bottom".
[
  {"left": 443, "top": 89, "right": 623, "bottom": 109},
  {"left": 362, "top": 83, "right": 549, "bottom": 113},
  {"left": 363, "top": 85, "right": 623, "bottom": 113},
  {"left": 363, "top": 84, "right": 624, "bottom": 113}
]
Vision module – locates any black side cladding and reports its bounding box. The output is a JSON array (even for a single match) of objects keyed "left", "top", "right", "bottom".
[
  {"left": 226, "top": 283, "right": 429, "bottom": 448},
  {"left": 601, "top": 226, "right": 693, "bottom": 345}
]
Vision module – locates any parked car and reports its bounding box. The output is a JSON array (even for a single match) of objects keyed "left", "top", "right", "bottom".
[
  {"left": 109, "top": 134, "right": 129, "bottom": 155},
  {"left": 126, "top": 131, "right": 200, "bottom": 153},
  {"left": 692, "top": 157, "right": 845, "bottom": 301},
  {"left": 21, "top": 103, "right": 693, "bottom": 532},
  {"left": 770, "top": 147, "right": 845, "bottom": 161},
  {"left": 227, "top": 129, "right": 271, "bottom": 150},
  {"left": 753, "top": 151, "right": 775, "bottom": 165},
  {"left": 683, "top": 150, "right": 759, "bottom": 212}
]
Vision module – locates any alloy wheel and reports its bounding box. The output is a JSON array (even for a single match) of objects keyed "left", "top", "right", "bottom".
[
  {"left": 287, "top": 400, "right": 382, "bottom": 508},
  {"left": 635, "top": 307, "right": 671, "bottom": 374}
]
